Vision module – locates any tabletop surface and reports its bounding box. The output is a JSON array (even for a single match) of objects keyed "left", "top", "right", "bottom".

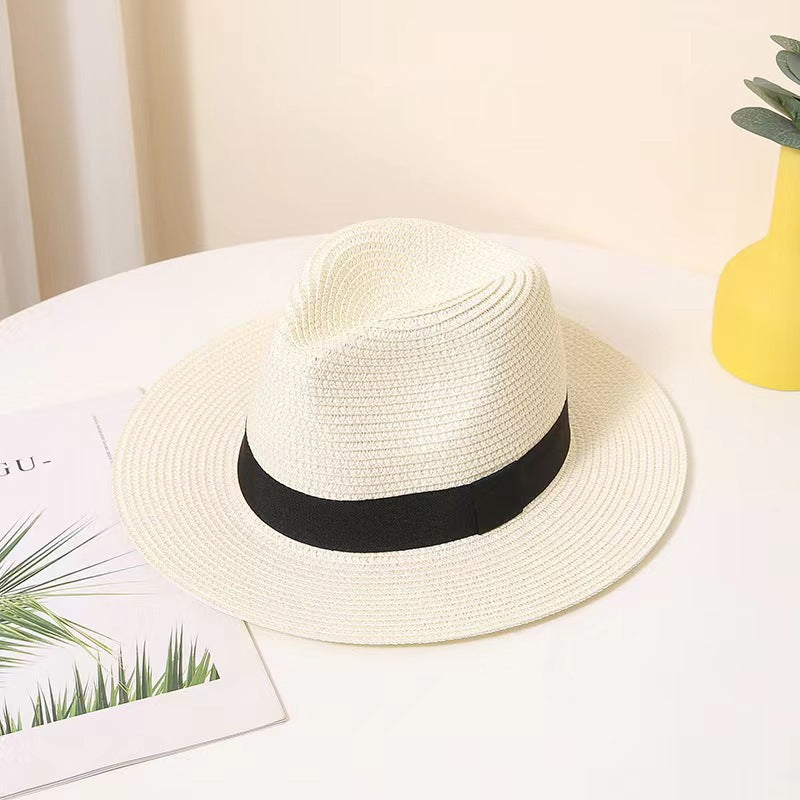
[{"left": 1, "top": 234, "right": 798, "bottom": 800}]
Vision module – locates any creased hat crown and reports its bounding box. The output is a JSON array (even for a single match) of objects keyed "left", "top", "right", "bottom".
[{"left": 246, "top": 218, "right": 567, "bottom": 500}]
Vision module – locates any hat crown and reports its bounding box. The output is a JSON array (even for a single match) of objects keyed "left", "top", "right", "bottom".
[{"left": 246, "top": 219, "right": 567, "bottom": 500}]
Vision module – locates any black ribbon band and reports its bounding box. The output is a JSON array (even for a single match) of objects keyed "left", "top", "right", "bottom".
[{"left": 237, "top": 398, "right": 570, "bottom": 553}]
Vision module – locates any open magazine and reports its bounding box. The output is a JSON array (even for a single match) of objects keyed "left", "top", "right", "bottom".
[{"left": 0, "top": 390, "right": 285, "bottom": 798}]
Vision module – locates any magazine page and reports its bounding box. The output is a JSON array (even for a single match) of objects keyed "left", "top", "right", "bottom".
[{"left": 0, "top": 390, "right": 285, "bottom": 798}]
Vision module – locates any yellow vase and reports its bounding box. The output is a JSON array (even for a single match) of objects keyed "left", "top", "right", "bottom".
[{"left": 712, "top": 145, "right": 800, "bottom": 390}]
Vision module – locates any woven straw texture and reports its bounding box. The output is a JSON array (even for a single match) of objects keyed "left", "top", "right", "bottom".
[
  {"left": 113, "top": 220, "right": 686, "bottom": 644},
  {"left": 248, "top": 218, "right": 567, "bottom": 499}
]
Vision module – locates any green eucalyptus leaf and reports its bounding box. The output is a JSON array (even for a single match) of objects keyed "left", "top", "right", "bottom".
[
  {"left": 752, "top": 76, "right": 800, "bottom": 97},
  {"left": 745, "top": 78, "right": 800, "bottom": 124},
  {"left": 772, "top": 35, "right": 800, "bottom": 54},
  {"left": 777, "top": 50, "right": 800, "bottom": 86},
  {"left": 732, "top": 106, "right": 800, "bottom": 149}
]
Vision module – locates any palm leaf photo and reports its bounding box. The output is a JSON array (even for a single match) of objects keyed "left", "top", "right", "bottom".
[
  {"left": 0, "top": 627, "right": 220, "bottom": 736},
  {"left": 0, "top": 513, "right": 136, "bottom": 673}
]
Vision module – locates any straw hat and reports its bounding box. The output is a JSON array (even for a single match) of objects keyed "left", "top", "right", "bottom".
[{"left": 113, "top": 219, "right": 686, "bottom": 644}]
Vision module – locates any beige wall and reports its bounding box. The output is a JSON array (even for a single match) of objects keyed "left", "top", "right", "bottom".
[
  {"left": 9, "top": 0, "right": 799, "bottom": 293},
  {"left": 121, "top": 0, "right": 800, "bottom": 275}
]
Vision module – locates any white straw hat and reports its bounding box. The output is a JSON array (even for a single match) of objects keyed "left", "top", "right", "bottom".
[{"left": 113, "top": 219, "right": 686, "bottom": 644}]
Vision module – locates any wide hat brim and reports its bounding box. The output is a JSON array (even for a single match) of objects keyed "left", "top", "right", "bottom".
[{"left": 113, "top": 316, "right": 686, "bottom": 645}]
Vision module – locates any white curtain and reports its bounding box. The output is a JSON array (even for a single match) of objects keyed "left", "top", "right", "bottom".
[
  {"left": 0, "top": 0, "right": 38, "bottom": 319},
  {"left": 0, "top": 0, "right": 144, "bottom": 320}
]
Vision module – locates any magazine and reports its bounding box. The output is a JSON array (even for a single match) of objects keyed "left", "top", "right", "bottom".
[{"left": 0, "top": 390, "right": 285, "bottom": 797}]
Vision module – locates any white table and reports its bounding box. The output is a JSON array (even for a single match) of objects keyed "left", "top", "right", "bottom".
[{"left": 1, "top": 234, "right": 798, "bottom": 800}]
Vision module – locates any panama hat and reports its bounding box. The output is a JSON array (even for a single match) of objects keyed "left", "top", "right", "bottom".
[{"left": 113, "top": 218, "right": 686, "bottom": 645}]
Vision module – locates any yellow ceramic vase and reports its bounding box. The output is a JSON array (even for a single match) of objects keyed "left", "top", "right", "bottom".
[{"left": 712, "top": 145, "right": 800, "bottom": 390}]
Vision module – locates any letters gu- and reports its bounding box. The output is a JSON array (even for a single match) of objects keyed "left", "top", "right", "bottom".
[{"left": 0, "top": 457, "right": 41, "bottom": 476}]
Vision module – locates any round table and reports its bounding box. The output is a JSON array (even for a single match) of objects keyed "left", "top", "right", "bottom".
[{"left": 2, "top": 234, "right": 798, "bottom": 800}]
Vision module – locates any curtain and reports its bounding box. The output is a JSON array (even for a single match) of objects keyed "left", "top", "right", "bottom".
[
  {"left": 1, "top": 0, "right": 144, "bottom": 319},
  {"left": 0, "top": 0, "right": 38, "bottom": 319}
]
